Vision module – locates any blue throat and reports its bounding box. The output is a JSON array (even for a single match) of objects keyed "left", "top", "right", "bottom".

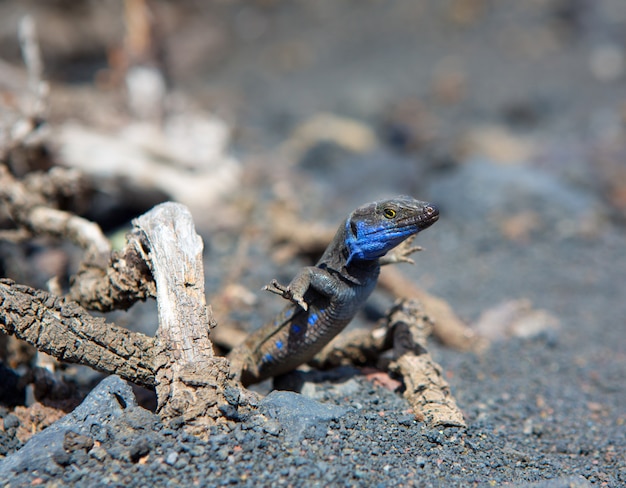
[{"left": 344, "top": 220, "right": 414, "bottom": 265}]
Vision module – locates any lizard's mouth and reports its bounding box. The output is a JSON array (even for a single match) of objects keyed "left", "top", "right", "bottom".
[
  {"left": 417, "top": 203, "right": 439, "bottom": 229},
  {"left": 394, "top": 202, "right": 439, "bottom": 232}
]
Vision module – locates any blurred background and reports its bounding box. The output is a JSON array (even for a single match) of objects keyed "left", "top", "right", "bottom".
[{"left": 1, "top": 1, "right": 625, "bottom": 483}]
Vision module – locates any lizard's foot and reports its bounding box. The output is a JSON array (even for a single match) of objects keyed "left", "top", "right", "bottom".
[
  {"left": 380, "top": 236, "right": 423, "bottom": 265},
  {"left": 264, "top": 279, "right": 309, "bottom": 311}
]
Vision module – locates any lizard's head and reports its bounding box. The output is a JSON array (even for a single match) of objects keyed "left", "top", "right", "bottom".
[{"left": 344, "top": 196, "right": 439, "bottom": 263}]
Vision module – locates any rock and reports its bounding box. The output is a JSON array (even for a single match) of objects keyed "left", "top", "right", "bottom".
[
  {"left": 0, "top": 375, "right": 137, "bottom": 476},
  {"left": 259, "top": 390, "right": 347, "bottom": 442}
]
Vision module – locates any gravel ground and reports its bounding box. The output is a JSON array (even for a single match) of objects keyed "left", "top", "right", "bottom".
[{"left": 1, "top": 1, "right": 625, "bottom": 487}]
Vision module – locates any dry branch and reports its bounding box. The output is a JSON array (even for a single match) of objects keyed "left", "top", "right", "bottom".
[
  {"left": 0, "top": 193, "right": 248, "bottom": 428},
  {"left": 0, "top": 279, "right": 157, "bottom": 388},
  {"left": 0, "top": 166, "right": 110, "bottom": 267},
  {"left": 132, "top": 202, "right": 241, "bottom": 425},
  {"left": 387, "top": 299, "right": 466, "bottom": 428},
  {"left": 0, "top": 166, "right": 156, "bottom": 311},
  {"left": 67, "top": 243, "right": 156, "bottom": 312}
]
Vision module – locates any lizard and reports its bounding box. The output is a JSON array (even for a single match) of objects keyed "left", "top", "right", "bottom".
[{"left": 228, "top": 196, "right": 439, "bottom": 386}]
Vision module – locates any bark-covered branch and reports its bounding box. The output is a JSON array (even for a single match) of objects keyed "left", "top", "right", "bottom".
[
  {"left": 0, "top": 165, "right": 110, "bottom": 267},
  {"left": 387, "top": 299, "right": 466, "bottom": 428},
  {"left": 0, "top": 279, "right": 157, "bottom": 388},
  {"left": 0, "top": 202, "right": 250, "bottom": 430},
  {"left": 0, "top": 165, "right": 157, "bottom": 311},
  {"left": 66, "top": 243, "right": 156, "bottom": 312}
]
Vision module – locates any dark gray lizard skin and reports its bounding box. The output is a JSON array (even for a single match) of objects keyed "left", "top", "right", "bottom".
[{"left": 228, "top": 196, "right": 439, "bottom": 386}]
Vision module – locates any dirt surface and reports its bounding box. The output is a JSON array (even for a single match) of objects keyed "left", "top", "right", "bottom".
[{"left": 0, "top": 1, "right": 625, "bottom": 487}]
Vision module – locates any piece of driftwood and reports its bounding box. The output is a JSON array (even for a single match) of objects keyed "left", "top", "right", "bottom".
[
  {"left": 0, "top": 279, "right": 157, "bottom": 388},
  {"left": 132, "top": 203, "right": 236, "bottom": 425},
  {"left": 387, "top": 299, "right": 466, "bottom": 428}
]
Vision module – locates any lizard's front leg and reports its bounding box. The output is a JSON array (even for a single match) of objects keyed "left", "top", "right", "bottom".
[{"left": 264, "top": 266, "right": 338, "bottom": 311}]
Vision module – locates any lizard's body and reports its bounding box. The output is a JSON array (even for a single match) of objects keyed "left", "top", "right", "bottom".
[{"left": 229, "top": 196, "right": 439, "bottom": 386}]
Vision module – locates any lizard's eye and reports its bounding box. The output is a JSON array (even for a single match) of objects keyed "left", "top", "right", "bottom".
[{"left": 383, "top": 208, "right": 396, "bottom": 219}]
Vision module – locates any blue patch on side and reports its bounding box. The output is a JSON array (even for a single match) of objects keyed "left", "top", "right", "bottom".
[
  {"left": 275, "top": 340, "right": 283, "bottom": 349},
  {"left": 262, "top": 353, "right": 273, "bottom": 363},
  {"left": 307, "top": 313, "right": 318, "bottom": 326},
  {"left": 284, "top": 308, "right": 294, "bottom": 319},
  {"left": 291, "top": 324, "right": 301, "bottom": 334}
]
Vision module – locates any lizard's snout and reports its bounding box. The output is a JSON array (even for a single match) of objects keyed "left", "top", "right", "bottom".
[{"left": 421, "top": 203, "right": 439, "bottom": 226}]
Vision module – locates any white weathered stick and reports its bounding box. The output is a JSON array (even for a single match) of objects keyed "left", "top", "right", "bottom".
[{"left": 133, "top": 202, "right": 232, "bottom": 425}]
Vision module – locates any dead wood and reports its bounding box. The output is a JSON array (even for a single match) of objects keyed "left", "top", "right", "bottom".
[
  {"left": 131, "top": 202, "right": 244, "bottom": 427},
  {"left": 0, "top": 279, "right": 157, "bottom": 388},
  {"left": 386, "top": 299, "right": 466, "bottom": 428},
  {"left": 0, "top": 166, "right": 156, "bottom": 311},
  {"left": 0, "top": 190, "right": 248, "bottom": 429},
  {"left": 0, "top": 165, "right": 110, "bottom": 267},
  {"left": 67, "top": 242, "right": 156, "bottom": 312}
]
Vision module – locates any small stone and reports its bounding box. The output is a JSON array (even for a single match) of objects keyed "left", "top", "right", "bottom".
[
  {"left": 89, "top": 446, "right": 108, "bottom": 462},
  {"left": 215, "top": 447, "right": 230, "bottom": 461},
  {"left": 51, "top": 449, "right": 72, "bottom": 467},
  {"left": 63, "top": 431, "right": 94, "bottom": 453},
  {"left": 262, "top": 419, "right": 281, "bottom": 436},
  {"left": 259, "top": 390, "right": 347, "bottom": 442},
  {"left": 424, "top": 429, "right": 444, "bottom": 445},
  {"left": 3, "top": 415, "right": 19, "bottom": 430},
  {"left": 165, "top": 451, "right": 179, "bottom": 466},
  {"left": 129, "top": 437, "right": 152, "bottom": 463},
  {"left": 168, "top": 416, "right": 185, "bottom": 430},
  {"left": 397, "top": 414, "right": 415, "bottom": 427},
  {"left": 218, "top": 404, "right": 241, "bottom": 421}
]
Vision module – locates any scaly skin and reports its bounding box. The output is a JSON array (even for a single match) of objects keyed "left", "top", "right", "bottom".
[{"left": 229, "top": 196, "right": 439, "bottom": 386}]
